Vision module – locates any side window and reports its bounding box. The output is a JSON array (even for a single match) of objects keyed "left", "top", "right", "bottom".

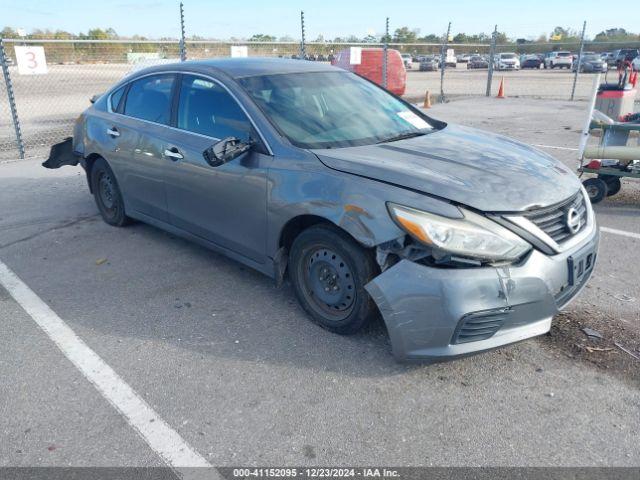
[
  {"left": 177, "top": 75, "right": 251, "bottom": 141},
  {"left": 123, "top": 74, "right": 175, "bottom": 125},
  {"left": 110, "top": 86, "right": 125, "bottom": 112}
]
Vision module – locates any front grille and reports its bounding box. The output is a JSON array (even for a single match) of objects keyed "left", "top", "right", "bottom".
[
  {"left": 523, "top": 192, "right": 587, "bottom": 244},
  {"left": 452, "top": 309, "right": 511, "bottom": 344}
]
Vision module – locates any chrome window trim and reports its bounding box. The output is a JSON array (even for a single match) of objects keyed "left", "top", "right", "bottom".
[
  {"left": 105, "top": 69, "right": 273, "bottom": 155},
  {"left": 502, "top": 186, "right": 596, "bottom": 254}
]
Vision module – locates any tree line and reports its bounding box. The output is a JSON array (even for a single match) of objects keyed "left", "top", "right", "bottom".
[{"left": 2, "top": 25, "right": 639, "bottom": 45}]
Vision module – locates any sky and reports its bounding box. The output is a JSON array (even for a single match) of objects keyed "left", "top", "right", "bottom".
[{"left": 1, "top": 0, "right": 638, "bottom": 40}]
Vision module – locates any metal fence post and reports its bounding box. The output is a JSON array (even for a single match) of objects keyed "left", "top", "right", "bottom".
[
  {"left": 300, "top": 11, "right": 306, "bottom": 59},
  {"left": 179, "top": 1, "right": 186, "bottom": 61},
  {"left": 383, "top": 17, "right": 389, "bottom": 89},
  {"left": 0, "top": 38, "right": 25, "bottom": 159},
  {"left": 486, "top": 25, "right": 497, "bottom": 96},
  {"left": 439, "top": 22, "right": 451, "bottom": 103},
  {"left": 570, "top": 20, "right": 587, "bottom": 101}
]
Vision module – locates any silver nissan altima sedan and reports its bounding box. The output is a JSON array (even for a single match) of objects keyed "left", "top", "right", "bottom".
[{"left": 45, "top": 58, "right": 599, "bottom": 362}]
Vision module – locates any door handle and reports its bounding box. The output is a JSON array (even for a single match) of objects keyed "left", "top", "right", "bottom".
[
  {"left": 164, "top": 147, "right": 184, "bottom": 160},
  {"left": 106, "top": 127, "right": 120, "bottom": 138}
]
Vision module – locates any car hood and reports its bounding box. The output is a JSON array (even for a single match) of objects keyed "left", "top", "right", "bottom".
[{"left": 313, "top": 124, "right": 580, "bottom": 212}]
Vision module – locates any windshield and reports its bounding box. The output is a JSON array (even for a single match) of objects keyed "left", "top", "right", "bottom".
[
  {"left": 583, "top": 55, "right": 600, "bottom": 61},
  {"left": 239, "top": 71, "right": 434, "bottom": 149},
  {"left": 500, "top": 53, "right": 516, "bottom": 59}
]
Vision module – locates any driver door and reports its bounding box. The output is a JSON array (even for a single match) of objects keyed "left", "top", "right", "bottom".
[{"left": 162, "top": 74, "right": 271, "bottom": 263}]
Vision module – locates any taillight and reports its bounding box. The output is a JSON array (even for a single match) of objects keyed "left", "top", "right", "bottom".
[{"left": 586, "top": 160, "right": 601, "bottom": 169}]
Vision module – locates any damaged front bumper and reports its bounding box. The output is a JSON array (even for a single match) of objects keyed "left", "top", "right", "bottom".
[{"left": 365, "top": 227, "right": 599, "bottom": 362}]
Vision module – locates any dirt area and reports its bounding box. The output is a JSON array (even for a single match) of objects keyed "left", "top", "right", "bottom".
[{"left": 543, "top": 305, "right": 640, "bottom": 385}]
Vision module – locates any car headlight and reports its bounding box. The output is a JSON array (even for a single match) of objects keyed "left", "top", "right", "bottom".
[{"left": 388, "top": 203, "right": 531, "bottom": 262}]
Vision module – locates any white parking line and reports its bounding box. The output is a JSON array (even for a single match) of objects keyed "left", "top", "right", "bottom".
[
  {"left": 601, "top": 226, "right": 640, "bottom": 240},
  {"left": 532, "top": 144, "right": 579, "bottom": 151},
  {"left": 0, "top": 260, "right": 214, "bottom": 475}
]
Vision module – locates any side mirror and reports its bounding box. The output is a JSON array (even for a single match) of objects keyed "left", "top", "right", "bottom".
[{"left": 203, "top": 137, "right": 254, "bottom": 167}]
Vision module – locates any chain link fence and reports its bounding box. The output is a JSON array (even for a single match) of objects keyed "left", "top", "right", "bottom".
[{"left": 0, "top": 37, "right": 638, "bottom": 159}]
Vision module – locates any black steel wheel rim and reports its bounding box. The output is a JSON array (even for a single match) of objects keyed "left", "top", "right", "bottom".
[
  {"left": 98, "top": 171, "right": 117, "bottom": 216},
  {"left": 302, "top": 247, "right": 356, "bottom": 320}
]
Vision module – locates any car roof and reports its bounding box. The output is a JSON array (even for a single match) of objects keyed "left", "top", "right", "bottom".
[{"left": 130, "top": 57, "right": 341, "bottom": 80}]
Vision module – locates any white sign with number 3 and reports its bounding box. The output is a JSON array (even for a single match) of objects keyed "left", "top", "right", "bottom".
[{"left": 14, "top": 46, "right": 48, "bottom": 75}]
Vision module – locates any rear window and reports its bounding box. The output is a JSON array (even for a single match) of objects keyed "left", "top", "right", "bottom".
[{"left": 557, "top": 52, "right": 572, "bottom": 57}]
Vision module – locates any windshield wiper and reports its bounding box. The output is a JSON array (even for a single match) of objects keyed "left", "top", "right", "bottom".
[{"left": 376, "top": 131, "right": 426, "bottom": 144}]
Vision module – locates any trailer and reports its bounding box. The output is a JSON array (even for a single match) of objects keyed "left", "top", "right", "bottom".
[{"left": 577, "top": 72, "right": 639, "bottom": 203}]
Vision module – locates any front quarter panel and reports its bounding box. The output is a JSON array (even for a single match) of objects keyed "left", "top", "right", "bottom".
[{"left": 266, "top": 149, "right": 462, "bottom": 256}]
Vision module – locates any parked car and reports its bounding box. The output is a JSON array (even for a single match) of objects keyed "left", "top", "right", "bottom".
[
  {"left": 520, "top": 54, "right": 543, "bottom": 69},
  {"left": 456, "top": 54, "right": 472, "bottom": 63},
  {"left": 544, "top": 51, "right": 572, "bottom": 69},
  {"left": 444, "top": 51, "right": 457, "bottom": 68},
  {"left": 44, "top": 58, "right": 599, "bottom": 361},
  {"left": 495, "top": 52, "right": 520, "bottom": 70},
  {"left": 614, "top": 48, "right": 640, "bottom": 66},
  {"left": 419, "top": 55, "right": 439, "bottom": 71},
  {"left": 601, "top": 51, "right": 617, "bottom": 66},
  {"left": 466, "top": 55, "right": 488, "bottom": 69},
  {"left": 332, "top": 48, "right": 407, "bottom": 95},
  {"left": 573, "top": 53, "right": 608, "bottom": 73},
  {"left": 401, "top": 53, "right": 413, "bottom": 69}
]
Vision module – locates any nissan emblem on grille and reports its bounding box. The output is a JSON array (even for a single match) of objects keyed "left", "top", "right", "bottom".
[
  {"left": 521, "top": 192, "right": 588, "bottom": 244},
  {"left": 565, "top": 207, "right": 582, "bottom": 234}
]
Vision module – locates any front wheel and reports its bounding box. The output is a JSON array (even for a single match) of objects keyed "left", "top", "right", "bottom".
[{"left": 289, "top": 224, "right": 379, "bottom": 335}]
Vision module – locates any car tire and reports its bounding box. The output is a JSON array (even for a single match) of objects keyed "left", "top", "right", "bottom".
[
  {"left": 599, "top": 175, "right": 622, "bottom": 196},
  {"left": 289, "top": 224, "right": 379, "bottom": 335},
  {"left": 583, "top": 178, "right": 608, "bottom": 204},
  {"left": 91, "top": 158, "right": 132, "bottom": 227}
]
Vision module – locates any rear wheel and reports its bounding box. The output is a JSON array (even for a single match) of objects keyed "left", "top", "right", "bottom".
[
  {"left": 583, "top": 177, "right": 608, "bottom": 204},
  {"left": 289, "top": 224, "right": 378, "bottom": 335},
  {"left": 599, "top": 175, "right": 622, "bottom": 196},
  {"left": 91, "top": 158, "right": 132, "bottom": 226}
]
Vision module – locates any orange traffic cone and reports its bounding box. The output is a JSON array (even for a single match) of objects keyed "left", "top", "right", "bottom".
[
  {"left": 497, "top": 77, "right": 505, "bottom": 98},
  {"left": 423, "top": 90, "right": 432, "bottom": 108}
]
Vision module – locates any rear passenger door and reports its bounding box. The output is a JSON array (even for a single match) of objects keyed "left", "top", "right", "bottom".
[
  {"left": 117, "top": 73, "right": 177, "bottom": 222},
  {"left": 161, "top": 74, "right": 271, "bottom": 263}
]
